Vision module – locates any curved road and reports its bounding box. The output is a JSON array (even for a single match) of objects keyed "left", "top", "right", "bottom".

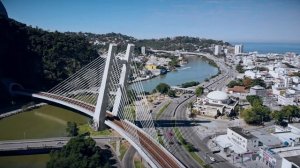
[{"left": 122, "top": 145, "right": 136, "bottom": 168}]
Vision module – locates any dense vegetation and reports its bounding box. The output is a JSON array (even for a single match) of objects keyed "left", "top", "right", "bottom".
[
  {"left": 0, "top": 17, "right": 98, "bottom": 89},
  {"left": 47, "top": 136, "right": 114, "bottom": 168},
  {"left": 195, "top": 87, "right": 204, "bottom": 97},
  {"left": 272, "top": 105, "right": 300, "bottom": 126},
  {"left": 181, "top": 81, "right": 200, "bottom": 88},
  {"left": 156, "top": 83, "right": 170, "bottom": 94},
  {"left": 227, "top": 77, "right": 266, "bottom": 89},
  {"left": 136, "top": 36, "right": 229, "bottom": 52},
  {"left": 87, "top": 34, "right": 230, "bottom": 55},
  {"left": 0, "top": 17, "right": 98, "bottom": 106},
  {"left": 66, "top": 122, "right": 79, "bottom": 137},
  {"left": 241, "top": 97, "right": 271, "bottom": 125},
  {"left": 236, "top": 64, "right": 244, "bottom": 73},
  {"left": 246, "top": 95, "right": 263, "bottom": 106}
]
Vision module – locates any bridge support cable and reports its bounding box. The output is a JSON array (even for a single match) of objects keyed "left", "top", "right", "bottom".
[
  {"left": 107, "top": 55, "right": 140, "bottom": 144},
  {"left": 130, "top": 61, "right": 157, "bottom": 140},
  {"left": 112, "top": 44, "right": 134, "bottom": 116},
  {"left": 47, "top": 56, "right": 106, "bottom": 106},
  {"left": 110, "top": 55, "right": 141, "bottom": 145}
]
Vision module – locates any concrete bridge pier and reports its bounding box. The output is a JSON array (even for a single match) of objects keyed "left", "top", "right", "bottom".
[
  {"left": 93, "top": 44, "right": 116, "bottom": 130},
  {"left": 93, "top": 44, "right": 134, "bottom": 131}
]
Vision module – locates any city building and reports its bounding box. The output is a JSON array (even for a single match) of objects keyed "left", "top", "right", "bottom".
[
  {"left": 227, "top": 86, "right": 247, "bottom": 94},
  {"left": 145, "top": 64, "right": 157, "bottom": 70},
  {"left": 234, "top": 44, "right": 243, "bottom": 55},
  {"left": 227, "top": 127, "right": 259, "bottom": 153},
  {"left": 277, "top": 92, "right": 295, "bottom": 106},
  {"left": 206, "top": 91, "right": 230, "bottom": 104},
  {"left": 249, "top": 85, "right": 266, "bottom": 97},
  {"left": 214, "top": 45, "right": 221, "bottom": 55},
  {"left": 141, "top": 46, "right": 146, "bottom": 55},
  {"left": 193, "top": 91, "right": 237, "bottom": 117}
]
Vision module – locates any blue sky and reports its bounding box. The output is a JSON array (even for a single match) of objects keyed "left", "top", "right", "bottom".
[{"left": 2, "top": 0, "right": 300, "bottom": 42}]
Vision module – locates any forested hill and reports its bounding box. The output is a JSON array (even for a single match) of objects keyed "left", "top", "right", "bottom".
[
  {"left": 0, "top": 17, "right": 99, "bottom": 90},
  {"left": 88, "top": 33, "right": 230, "bottom": 54},
  {"left": 0, "top": 17, "right": 229, "bottom": 106}
]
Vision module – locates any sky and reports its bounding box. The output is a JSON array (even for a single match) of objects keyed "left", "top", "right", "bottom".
[{"left": 2, "top": 0, "right": 300, "bottom": 43}]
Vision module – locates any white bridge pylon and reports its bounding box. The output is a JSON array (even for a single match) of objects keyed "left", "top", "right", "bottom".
[
  {"left": 11, "top": 43, "right": 186, "bottom": 168},
  {"left": 93, "top": 44, "right": 134, "bottom": 130},
  {"left": 46, "top": 43, "right": 157, "bottom": 139}
]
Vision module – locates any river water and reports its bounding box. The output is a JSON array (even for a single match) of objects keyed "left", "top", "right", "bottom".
[
  {"left": 138, "top": 56, "right": 219, "bottom": 92},
  {"left": 0, "top": 105, "right": 89, "bottom": 168},
  {"left": 0, "top": 105, "right": 89, "bottom": 140}
]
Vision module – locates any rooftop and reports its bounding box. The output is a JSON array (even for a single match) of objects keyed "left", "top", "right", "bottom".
[
  {"left": 251, "top": 85, "right": 265, "bottom": 90},
  {"left": 251, "top": 130, "right": 282, "bottom": 147},
  {"left": 228, "top": 86, "right": 247, "bottom": 93},
  {"left": 207, "top": 91, "right": 229, "bottom": 101},
  {"left": 228, "top": 127, "right": 257, "bottom": 140},
  {"left": 285, "top": 155, "right": 300, "bottom": 167}
]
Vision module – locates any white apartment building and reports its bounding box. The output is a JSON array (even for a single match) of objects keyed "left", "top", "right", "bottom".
[
  {"left": 227, "top": 127, "right": 259, "bottom": 153},
  {"left": 277, "top": 93, "right": 295, "bottom": 106},
  {"left": 214, "top": 45, "right": 222, "bottom": 55},
  {"left": 234, "top": 44, "right": 243, "bottom": 55},
  {"left": 141, "top": 46, "right": 146, "bottom": 55}
]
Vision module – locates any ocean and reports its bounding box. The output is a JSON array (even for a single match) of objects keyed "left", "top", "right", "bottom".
[{"left": 231, "top": 42, "right": 300, "bottom": 54}]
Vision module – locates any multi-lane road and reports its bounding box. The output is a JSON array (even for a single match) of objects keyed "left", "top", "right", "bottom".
[
  {"left": 0, "top": 136, "right": 121, "bottom": 151},
  {"left": 153, "top": 54, "right": 237, "bottom": 167},
  {"left": 155, "top": 95, "right": 200, "bottom": 168}
]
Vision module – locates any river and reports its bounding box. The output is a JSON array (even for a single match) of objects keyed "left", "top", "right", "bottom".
[
  {"left": 0, "top": 105, "right": 89, "bottom": 168},
  {"left": 138, "top": 56, "right": 219, "bottom": 92}
]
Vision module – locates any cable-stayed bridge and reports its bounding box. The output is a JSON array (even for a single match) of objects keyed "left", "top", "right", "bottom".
[{"left": 10, "top": 44, "right": 185, "bottom": 168}]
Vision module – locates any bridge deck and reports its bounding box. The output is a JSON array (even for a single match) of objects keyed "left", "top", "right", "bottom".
[{"left": 14, "top": 90, "right": 184, "bottom": 168}]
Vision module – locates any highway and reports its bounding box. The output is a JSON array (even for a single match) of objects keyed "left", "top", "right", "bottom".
[
  {"left": 155, "top": 95, "right": 200, "bottom": 168},
  {"left": 0, "top": 136, "right": 121, "bottom": 151},
  {"left": 153, "top": 53, "right": 237, "bottom": 167}
]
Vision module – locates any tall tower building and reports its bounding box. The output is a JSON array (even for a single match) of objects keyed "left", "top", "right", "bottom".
[
  {"left": 141, "top": 46, "right": 146, "bottom": 55},
  {"left": 234, "top": 45, "right": 243, "bottom": 55},
  {"left": 214, "top": 45, "right": 221, "bottom": 55}
]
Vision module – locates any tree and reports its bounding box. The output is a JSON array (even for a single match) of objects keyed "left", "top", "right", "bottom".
[
  {"left": 47, "top": 136, "right": 113, "bottom": 168},
  {"left": 156, "top": 83, "right": 170, "bottom": 94},
  {"left": 241, "top": 103, "right": 271, "bottom": 125},
  {"left": 251, "top": 78, "right": 266, "bottom": 88},
  {"left": 195, "top": 86, "right": 204, "bottom": 97},
  {"left": 66, "top": 122, "right": 79, "bottom": 137},
  {"left": 167, "top": 90, "right": 176, "bottom": 97},
  {"left": 236, "top": 64, "right": 244, "bottom": 73},
  {"left": 227, "top": 80, "right": 241, "bottom": 88},
  {"left": 181, "top": 81, "right": 199, "bottom": 88},
  {"left": 243, "top": 77, "right": 253, "bottom": 89},
  {"left": 281, "top": 105, "right": 300, "bottom": 123},
  {"left": 246, "top": 95, "right": 263, "bottom": 106}
]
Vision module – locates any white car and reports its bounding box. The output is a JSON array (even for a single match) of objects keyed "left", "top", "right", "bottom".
[{"left": 209, "top": 157, "right": 216, "bottom": 162}]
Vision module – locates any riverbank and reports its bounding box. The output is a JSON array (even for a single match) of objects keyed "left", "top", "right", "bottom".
[
  {"left": 0, "top": 103, "right": 47, "bottom": 120},
  {"left": 131, "top": 54, "right": 221, "bottom": 86},
  {"left": 138, "top": 56, "right": 219, "bottom": 92}
]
